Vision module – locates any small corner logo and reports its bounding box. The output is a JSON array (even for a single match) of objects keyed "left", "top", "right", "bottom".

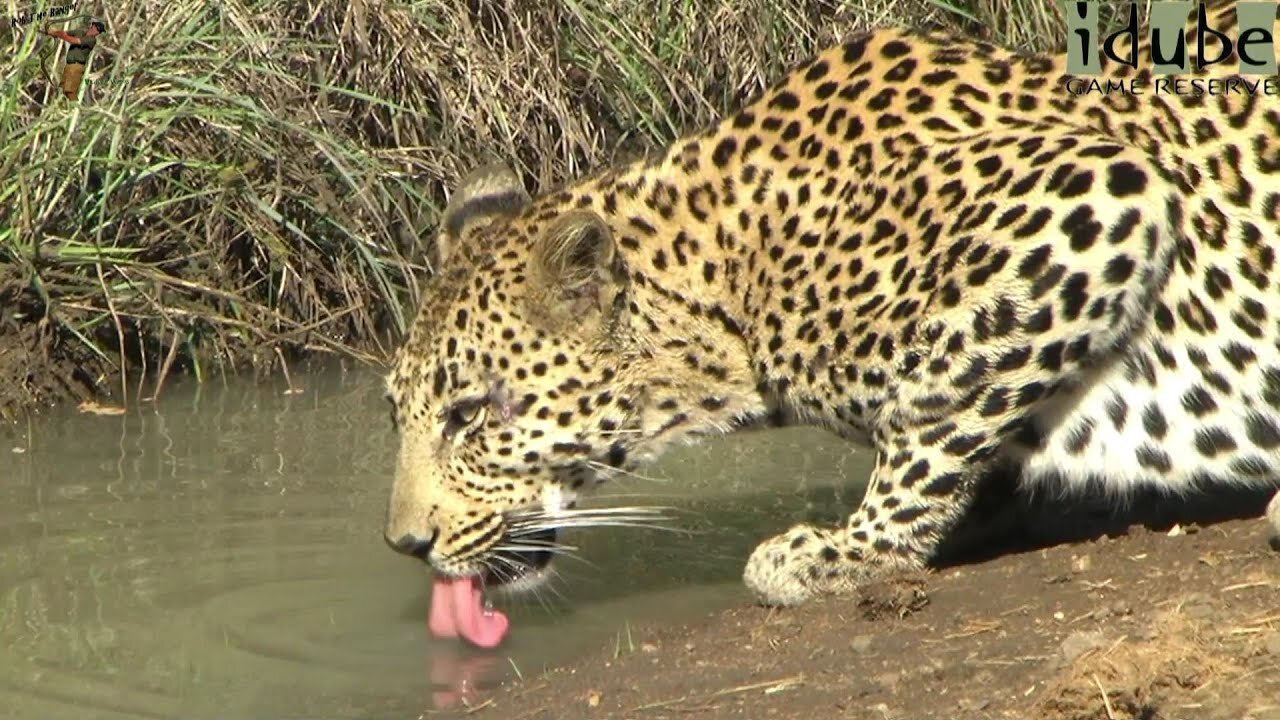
[
  {"left": 8, "top": 4, "right": 75, "bottom": 28},
  {"left": 1060, "top": 1, "right": 1279, "bottom": 96}
]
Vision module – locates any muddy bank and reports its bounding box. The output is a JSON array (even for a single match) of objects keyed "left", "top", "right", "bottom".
[{"left": 463, "top": 514, "right": 1280, "bottom": 720}]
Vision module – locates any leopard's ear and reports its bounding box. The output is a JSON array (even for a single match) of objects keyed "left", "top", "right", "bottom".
[
  {"left": 527, "top": 208, "right": 628, "bottom": 330},
  {"left": 535, "top": 209, "right": 619, "bottom": 298},
  {"left": 436, "top": 163, "right": 530, "bottom": 264}
]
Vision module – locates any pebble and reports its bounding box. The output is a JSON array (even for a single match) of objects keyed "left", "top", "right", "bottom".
[
  {"left": 1182, "top": 601, "right": 1215, "bottom": 621},
  {"left": 1267, "top": 491, "right": 1280, "bottom": 552},
  {"left": 872, "top": 674, "right": 899, "bottom": 690},
  {"left": 1060, "top": 630, "right": 1108, "bottom": 662},
  {"left": 1132, "top": 624, "right": 1160, "bottom": 641},
  {"left": 1263, "top": 633, "right": 1280, "bottom": 657},
  {"left": 849, "top": 635, "right": 873, "bottom": 654}
]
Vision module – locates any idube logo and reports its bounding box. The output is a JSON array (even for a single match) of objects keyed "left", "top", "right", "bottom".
[{"left": 1060, "top": 1, "right": 1279, "bottom": 96}]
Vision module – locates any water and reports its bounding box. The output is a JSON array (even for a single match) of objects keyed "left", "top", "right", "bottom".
[{"left": 0, "top": 370, "right": 870, "bottom": 719}]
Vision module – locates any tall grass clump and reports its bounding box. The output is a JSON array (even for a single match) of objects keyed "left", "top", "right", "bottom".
[{"left": 0, "top": 0, "right": 1068, "bottom": 419}]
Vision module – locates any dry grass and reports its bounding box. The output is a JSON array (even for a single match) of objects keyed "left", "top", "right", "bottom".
[
  {"left": 0, "top": 0, "right": 1069, "bottom": 418},
  {"left": 1034, "top": 607, "right": 1266, "bottom": 720}
]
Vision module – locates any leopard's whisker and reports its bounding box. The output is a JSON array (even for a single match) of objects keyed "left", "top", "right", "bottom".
[
  {"left": 480, "top": 556, "right": 518, "bottom": 586},
  {"left": 492, "top": 542, "right": 580, "bottom": 556},
  {"left": 508, "top": 505, "right": 673, "bottom": 519},
  {"left": 525, "top": 565, "right": 569, "bottom": 612},
  {"left": 510, "top": 518, "right": 680, "bottom": 533},
  {"left": 507, "top": 509, "right": 675, "bottom": 527},
  {"left": 586, "top": 460, "right": 670, "bottom": 484}
]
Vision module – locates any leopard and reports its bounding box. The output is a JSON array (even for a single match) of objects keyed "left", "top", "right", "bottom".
[{"left": 383, "top": 0, "right": 1280, "bottom": 611}]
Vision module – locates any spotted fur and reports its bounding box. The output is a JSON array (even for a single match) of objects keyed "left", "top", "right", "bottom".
[{"left": 384, "top": 2, "right": 1280, "bottom": 606}]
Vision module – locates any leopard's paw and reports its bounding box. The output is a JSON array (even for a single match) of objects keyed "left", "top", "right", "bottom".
[{"left": 742, "top": 524, "right": 862, "bottom": 607}]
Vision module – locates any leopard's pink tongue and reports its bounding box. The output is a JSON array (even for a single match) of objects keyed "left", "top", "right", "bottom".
[{"left": 428, "top": 576, "right": 510, "bottom": 649}]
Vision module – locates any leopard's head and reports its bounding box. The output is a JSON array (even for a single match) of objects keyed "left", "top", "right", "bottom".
[{"left": 383, "top": 163, "right": 757, "bottom": 590}]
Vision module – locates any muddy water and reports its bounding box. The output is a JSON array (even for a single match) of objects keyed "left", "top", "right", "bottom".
[{"left": 0, "top": 371, "right": 870, "bottom": 719}]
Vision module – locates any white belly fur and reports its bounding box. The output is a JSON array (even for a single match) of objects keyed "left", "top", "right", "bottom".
[{"left": 1011, "top": 321, "right": 1280, "bottom": 497}]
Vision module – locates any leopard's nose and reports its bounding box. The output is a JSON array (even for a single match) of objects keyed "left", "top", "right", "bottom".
[{"left": 385, "top": 530, "right": 438, "bottom": 561}]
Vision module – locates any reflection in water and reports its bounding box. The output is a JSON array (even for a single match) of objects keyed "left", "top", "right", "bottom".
[
  {"left": 0, "top": 370, "right": 868, "bottom": 719},
  {"left": 429, "top": 648, "right": 501, "bottom": 709}
]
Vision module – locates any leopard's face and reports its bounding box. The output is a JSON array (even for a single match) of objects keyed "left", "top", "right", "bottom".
[{"left": 383, "top": 165, "right": 657, "bottom": 589}]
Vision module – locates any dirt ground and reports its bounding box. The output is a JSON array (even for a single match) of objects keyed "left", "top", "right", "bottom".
[
  {"left": 0, "top": 303, "right": 103, "bottom": 422},
  {"left": 455, "top": 500, "right": 1280, "bottom": 720}
]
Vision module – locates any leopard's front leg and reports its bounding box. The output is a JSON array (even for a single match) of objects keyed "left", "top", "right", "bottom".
[{"left": 743, "top": 404, "right": 1009, "bottom": 607}]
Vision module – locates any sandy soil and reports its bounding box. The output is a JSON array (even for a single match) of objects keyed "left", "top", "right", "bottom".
[{"left": 451, "top": 500, "right": 1280, "bottom": 720}]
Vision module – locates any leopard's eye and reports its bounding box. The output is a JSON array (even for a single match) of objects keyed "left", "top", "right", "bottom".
[{"left": 442, "top": 397, "right": 486, "bottom": 438}]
